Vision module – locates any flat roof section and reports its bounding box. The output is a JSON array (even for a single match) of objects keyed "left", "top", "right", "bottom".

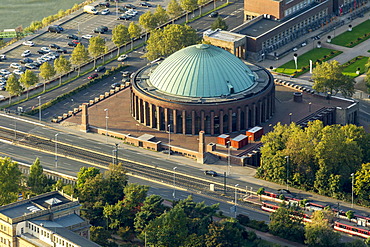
[
  {"left": 238, "top": 18, "right": 280, "bottom": 37},
  {"left": 204, "top": 29, "right": 246, "bottom": 42},
  {"left": 45, "top": 227, "right": 100, "bottom": 247},
  {"left": 0, "top": 202, "right": 43, "bottom": 219}
]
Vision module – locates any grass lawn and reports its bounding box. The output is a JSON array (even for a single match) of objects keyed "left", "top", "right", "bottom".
[
  {"left": 342, "top": 56, "right": 369, "bottom": 78},
  {"left": 275, "top": 48, "right": 341, "bottom": 76},
  {"left": 331, "top": 20, "right": 370, "bottom": 47}
]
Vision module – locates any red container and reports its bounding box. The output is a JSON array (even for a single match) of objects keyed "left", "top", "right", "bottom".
[
  {"left": 231, "top": 134, "right": 248, "bottom": 149},
  {"left": 217, "top": 134, "right": 230, "bottom": 146},
  {"left": 246, "top": 126, "right": 264, "bottom": 141}
]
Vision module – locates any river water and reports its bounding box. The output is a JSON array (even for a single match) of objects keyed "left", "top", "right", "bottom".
[{"left": 0, "top": 0, "right": 84, "bottom": 31}]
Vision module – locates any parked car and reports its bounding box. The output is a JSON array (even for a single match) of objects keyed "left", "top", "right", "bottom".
[
  {"left": 126, "top": 9, "right": 138, "bottom": 16},
  {"left": 117, "top": 14, "right": 131, "bottom": 20},
  {"left": 25, "top": 63, "right": 37, "bottom": 69},
  {"left": 48, "top": 52, "right": 59, "bottom": 58},
  {"left": 37, "top": 57, "right": 47, "bottom": 63},
  {"left": 31, "top": 61, "right": 42, "bottom": 67},
  {"left": 21, "top": 50, "right": 31, "bottom": 57},
  {"left": 98, "top": 2, "right": 110, "bottom": 7},
  {"left": 209, "top": 11, "right": 218, "bottom": 18},
  {"left": 10, "top": 63, "right": 22, "bottom": 69},
  {"left": 82, "top": 34, "right": 93, "bottom": 40},
  {"left": 118, "top": 6, "right": 128, "bottom": 12},
  {"left": 67, "top": 34, "right": 79, "bottom": 40},
  {"left": 20, "top": 58, "right": 33, "bottom": 64},
  {"left": 56, "top": 48, "right": 68, "bottom": 54},
  {"left": 48, "top": 25, "right": 63, "bottom": 33},
  {"left": 141, "top": 2, "right": 153, "bottom": 7},
  {"left": 95, "top": 66, "right": 106, "bottom": 72},
  {"left": 13, "top": 69, "right": 24, "bottom": 75},
  {"left": 37, "top": 49, "right": 49, "bottom": 55},
  {"left": 125, "top": 4, "right": 136, "bottom": 9},
  {"left": 0, "top": 69, "right": 10, "bottom": 75},
  {"left": 117, "top": 54, "right": 128, "bottom": 61},
  {"left": 41, "top": 47, "right": 51, "bottom": 53},
  {"left": 111, "top": 82, "right": 121, "bottom": 89},
  {"left": 67, "top": 41, "right": 77, "bottom": 47},
  {"left": 88, "top": 73, "right": 99, "bottom": 80},
  {"left": 101, "top": 9, "right": 110, "bottom": 15},
  {"left": 204, "top": 170, "right": 218, "bottom": 177},
  {"left": 121, "top": 70, "right": 131, "bottom": 77},
  {"left": 22, "top": 41, "right": 35, "bottom": 46},
  {"left": 94, "top": 27, "right": 106, "bottom": 34},
  {"left": 0, "top": 55, "right": 7, "bottom": 61},
  {"left": 49, "top": 44, "right": 61, "bottom": 49}
]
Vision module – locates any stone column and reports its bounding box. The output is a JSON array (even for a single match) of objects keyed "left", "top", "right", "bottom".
[
  {"left": 220, "top": 110, "right": 224, "bottom": 134},
  {"left": 201, "top": 111, "right": 205, "bottom": 131},
  {"left": 143, "top": 102, "right": 148, "bottom": 126},
  {"left": 245, "top": 105, "right": 249, "bottom": 129},
  {"left": 251, "top": 104, "right": 256, "bottom": 126},
  {"left": 80, "top": 103, "right": 89, "bottom": 132},
  {"left": 210, "top": 111, "right": 215, "bottom": 135},
  {"left": 182, "top": 110, "right": 186, "bottom": 134},
  {"left": 228, "top": 109, "right": 233, "bottom": 133},
  {"left": 138, "top": 99, "right": 143, "bottom": 123},
  {"left": 149, "top": 103, "right": 154, "bottom": 128},
  {"left": 191, "top": 110, "right": 196, "bottom": 135},
  {"left": 156, "top": 106, "right": 161, "bottom": 130},
  {"left": 173, "top": 109, "right": 177, "bottom": 134},
  {"left": 197, "top": 131, "right": 206, "bottom": 164},
  {"left": 164, "top": 108, "right": 169, "bottom": 130},
  {"left": 237, "top": 107, "right": 241, "bottom": 131}
]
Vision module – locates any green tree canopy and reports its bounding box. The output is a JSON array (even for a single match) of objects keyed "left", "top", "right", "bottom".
[
  {"left": 70, "top": 43, "right": 89, "bottom": 75},
  {"left": 134, "top": 194, "right": 166, "bottom": 233},
  {"left": 154, "top": 5, "right": 169, "bottom": 26},
  {"left": 145, "top": 24, "right": 199, "bottom": 61},
  {"left": 305, "top": 210, "right": 340, "bottom": 247},
  {"left": 211, "top": 17, "right": 228, "bottom": 30},
  {"left": 0, "top": 157, "right": 22, "bottom": 205},
  {"left": 27, "top": 157, "right": 49, "bottom": 194},
  {"left": 139, "top": 11, "right": 158, "bottom": 31},
  {"left": 19, "top": 69, "right": 38, "bottom": 99},
  {"left": 76, "top": 167, "right": 100, "bottom": 189},
  {"left": 128, "top": 22, "right": 142, "bottom": 39},
  {"left": 39, "top": 62, "right": 56, "bottom": 82},
  {"left": 112, "top": 24, "right": 130, "bottom": 56},
  {"left": 180, "top": 0, "right": 198, "bottom": 13},
  {"left": 88, "top": 35, "right": 107, "bottom": 67},
  {"left": 312, "top": 60, "right": 355, "bottom": 97},
  {"left": 167, "top": 0, "right": 183, "bottom": 18},
  {"left": 205, "top": 218, "right": 248, "bottom": 247},
  {"left": 54, "top": 55, "right": 71, "bottom": 85},
  {"left": 6, "top": 74, "right": 23, "bottom": 103}
]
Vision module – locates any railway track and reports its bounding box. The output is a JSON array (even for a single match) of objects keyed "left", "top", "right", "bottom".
[{"left": 0, "top": 126, "right": 261, "bottom": 210}]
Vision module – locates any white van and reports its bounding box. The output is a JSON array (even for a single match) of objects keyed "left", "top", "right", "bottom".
[{"left": 83, "top": 6, "right": 98, "bottom": 15}]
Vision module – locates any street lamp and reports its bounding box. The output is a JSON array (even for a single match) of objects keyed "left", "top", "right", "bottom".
[
  {"left": 285, "top": 156, "right": 289, "bottom": 190},
  {"left": 227, "top": 141, "right": 231, "bottom": 176},
  {"left": 351, "top": 173, "right": 354, "bottom": 208},
  {"left": 173, "top": 167, "right": 177, "bottom": 199},
  {"left": 327, "top": 92, "right": 331, "bottom": 104},
  {"left": 55, "top": 133, "right": 59, "bottom": 168},
  {"left": 268, "top": 124, "right": 272, "bottom": 132},
  {"left": 168, "top": 124, "right": 171, "bottom": 158},
  {"left": 289, "top": 113, "right": 292, "bottom": 123},
  {"left": 293, "top": 53, "right": 298, "bottom": 71},
  {"left": 104, "top": 109, "right": 109, "bottom": 143},
  {"left": 37, "top": 96, "right": 41, "bottom": 122},
  {"left": 234, "top": 184, "right": 239, "bottom": 218},
  {"left": 309, "top": 102, "right": 312, "bottom": 112}
]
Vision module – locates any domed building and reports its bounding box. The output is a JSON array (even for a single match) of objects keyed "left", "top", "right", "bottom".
[{"left": 130, "top": 44, "right": 275, "bottom": 135}]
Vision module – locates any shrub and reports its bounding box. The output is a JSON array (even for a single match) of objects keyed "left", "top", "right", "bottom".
[{"left": 237, "top": 214, "right": 250, "bottom": 225}]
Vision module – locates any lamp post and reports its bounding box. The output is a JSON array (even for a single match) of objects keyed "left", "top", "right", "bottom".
[
  {"left": 37, "top": 96, "right": 41, "bottom": 122},
  {"left": 309, "top": 102, "right": 312, "bottom": 112},
  {"left": 55, "top": 133, "right": 59, "bottom": 168},
  {"left": 289, "top": 113, "right": 292, "bottom": 123},
  {"left": 173, "top": 167, "right": 177, "bottom": 199},
  {"left": 104, "top": 109, "right": 109, "bottom": 143},
  {"left": 327, "top": 92, "right": 331, "bottom": 104},
  {"left": 351, "top": 173, "right": 354, "bottom": 208},
  {"left": 285, "top": 156, "right": 289, "bottom": 190},
  {"left": 234, "top": 184, "right": 239, "bottom": 218},
  {"left": 227, "top": 141, "right": 231, "bottom": 176},
  {"left": 268, "top": 124, "right": 272, "bottom": 132},
  {"left": 168, "top": 124, "right": 171, "bottom": 158},
  {"left": 293, "top": 53, "right": 298, "bottom": 71}
]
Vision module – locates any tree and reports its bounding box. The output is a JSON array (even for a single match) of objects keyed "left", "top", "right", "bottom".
[
  {"left": 145, "top": 24, "right": 199, "bottom": 61},
  {"left": 90, "top": 226, "right": 118, "bottom": 247},
  {"left": 354, "top": 163, "right": 370, "bottom": 201},
  {"left": 211, "top": 17, "right": 228, "bottom": 30},
  {"left": 139, "top": 11, "right": 158, "bottom": 32},
  {"left": 0, "top": 157, "right": 22, "bottom": 205},
  {"left": 112, "top": 24, "right": 130, "bottom": 56},
  {"left": 27, "top": 157, "right": 49, "bottom": 194},
  {"left": 167, "top": 0, "right": 183, "bottom": 18},
  {"left": 269, "top": 206, "right": 305, "bottom": 243},
  {"left": 180, "top": 0, "right": 198, "bottom": 21},
  {"left": 205, "top": 218, "right": 248, "bottom": 247},
  {"left": 365, "top": 57, "right": 370, "bottom": 93},
  {"left": 88, "top": 36, "right": 108, "bottom": 67},
  {"left": 70, "top": 43, "right": 89, "bottom": 75},
  {"left": 305, "top": 210, "right": 340, "bottom": 247},
  {"left": 39, "top": 62, "right": 56, "bottom": 91},
  {"left": 154, "top": 5, "right": 169, "bottom": 26},
  {"left": 128, "top": 22, "right": 142, "bottom": 50},
  {"left": 54, "top": 55, "right": 71, "bottom": 85},
  {"left": 19, "top": 70, "right": 38, "bottom": 99},
  {"left": 6, "top": 74, "right": 23, "bottom": 104},
  {"left": 134, "top": 194, "right": 166, "bottom": 233},
  {"left": 312, "top": 60, "right": 355, "bottom": 97},
  {"left": 76, "top": 167, "right": 100, "bottom": 189}
]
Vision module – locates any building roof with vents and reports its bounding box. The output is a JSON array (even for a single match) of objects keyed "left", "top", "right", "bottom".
[{"left": 148, "top": 44, "right": 257, "bottom": 98}]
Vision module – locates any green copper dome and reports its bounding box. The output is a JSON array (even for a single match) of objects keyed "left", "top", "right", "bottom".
[{"left": 148, "top": 44, "right": 256, "bottom": 98}]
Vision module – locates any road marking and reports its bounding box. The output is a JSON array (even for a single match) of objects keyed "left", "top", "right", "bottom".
[{"left": 0, "top": 114, "right": 45, "bottom": 127}]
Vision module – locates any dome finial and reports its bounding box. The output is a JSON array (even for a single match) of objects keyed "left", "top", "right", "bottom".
[{"left": 196, "top": 44, "right": 210, "bottom": 49}]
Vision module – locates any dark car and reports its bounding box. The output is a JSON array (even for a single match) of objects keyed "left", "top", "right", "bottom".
[
  {"left": 117, "top": 14, "right": 131, "bottom": 20},
  {"left": 56, "top": 48, "right": 68, "bottom": 54},
  {"left": 25, "top": 63, "right": 37, "bottom": 69},
  {"left": 204, "top": 170, "right": 218, "bottom": 177},
  {"left": 111, "top": 82, "right": 121, "bottom": 89},
  {"left": 67, "top": 34, "right": 79, "bottom": 40},
  {"left": 48, "top": 25, "right": 63, "bottom": 33},
  {"left": 141, "top": 2, "right": 153, "bottom": 7},
  {"left": 125, "top": 4, "right": 136, "bottom": 9},
  {"left": 67, "top": 41, "right": 77, "bottom": 47},
  {"left": 0, "top": 55, "right": 6, "bottom": 61},
  {"left": 209, "top": 11, "right": 219, "bottom": 18},
  {"left": 94, "top": 26, "right": 108, "bottom": 34},
  {"left": 37, "top": 49, "right": 49, "bottom": 54},
  {"left": 98, "top": 2, "right": 110, "bottom": 7},
  {"left": 88, "top": 73, "right": 99, "bottom": 80},
  {"left": 95, "top": 66, "right": 106, "bottom": 72},
  {"left": 31, "top": 61, "right": 42, "bottom": 67},
  {"left": 49, "top": 44, "right": 61, "bottom": 49},
  {"left": 118, "top": 6, "right": 128, "bottom": 12},
  {"left": 100, "top": 26, "right": 108, "bottom": 32},
  {"left": 20, "top": 58, "right": 33, "bottom": 64}
]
